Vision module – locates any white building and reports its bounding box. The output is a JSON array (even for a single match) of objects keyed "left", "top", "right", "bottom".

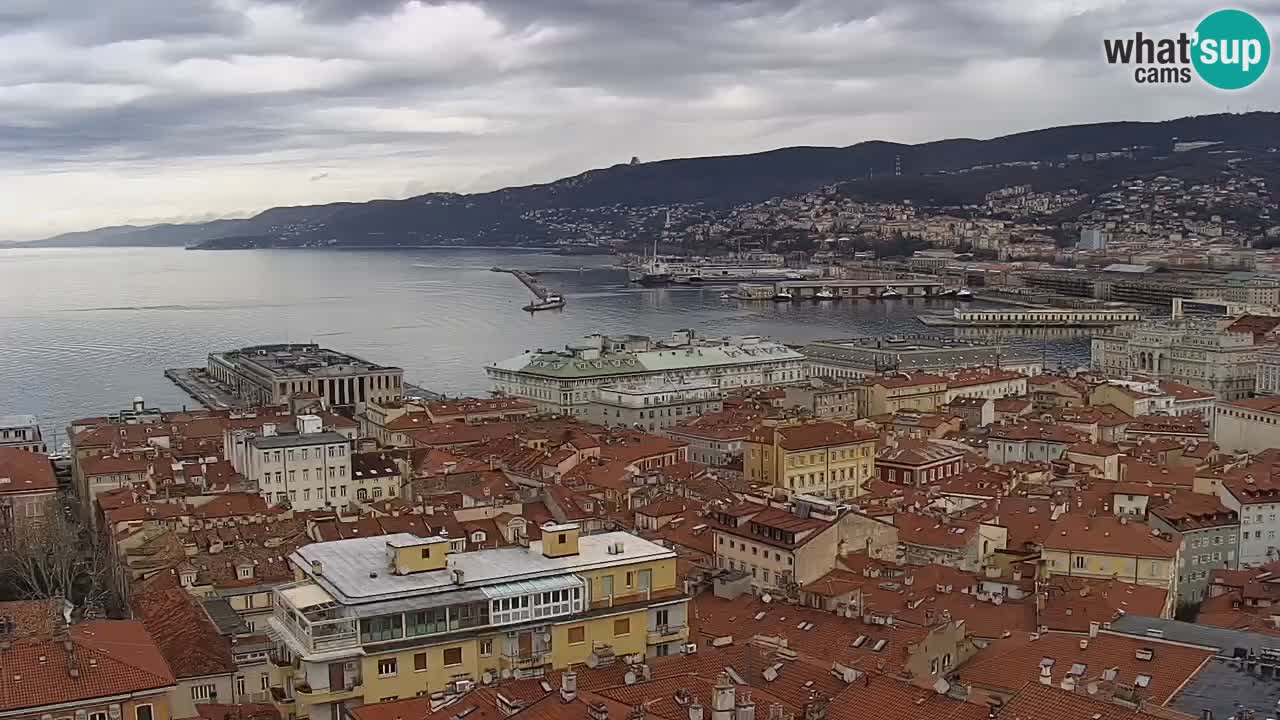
[
  {"left": 0, "top": 415, "right": 45, "bottom": 453},
  {"left": 1214, "top": 474, "right": 1280, "bottom": 567},
  {"left": 1091, "top": 317, "right": 1262, "bottom": 399},
  {"left": 1079, "top": 227, "right": 1108, "bottom": 250},
  {"left": 227, "top": 415, "right": 354, "bottom": 511},
  {"left": 487, "top": 332, "right": 804, "bottom": 415},
  {"left": 586, "top": 381, "right": 722, "bottom": 431},
  {"left": 1213, "top": 398, "right": 1280, "bottom": 454},
  {"left": 1258, "top": 348, "right": 1280, "bottom": 395}
]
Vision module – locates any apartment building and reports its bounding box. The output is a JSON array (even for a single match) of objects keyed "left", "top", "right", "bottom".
[
  {"left": 1214, "top": 473, "right": 1280, "bottom": 567},
  {"left": 942, "top": 368, "right": 1027, "bottom": 403},
  {"left": 0, "top": 414, "right": 45, "bottom": 453},
  {"left": 0, "top": 620, "right": 177, "bottom": 720},
  {"left": 743, "top": 420, "right": 877, "bottom": 500},
  {"left": 0, "top": 448, "right": 58, "bottom": 545},
  {"left": 1041, "top": 515, "right": 1181, "bottom": 596},
  {"left": 1149, "top": 493, "right": 1239, "bottom": 606},
  {"left": 269, "top": 526, "right": 688, "bottom": 720},
  {"left": 227, "top": 415, "right": 353, "bottom": 511},
  {"left": 663, "top": 410, "right": 758, "bottom": 468},
  {"left": 585, "top": 381, "right": 722, "bottom": 431},
  {"left": 856, "top": 373, "right": 949, "bottom": 416},
  {"left": 800, "top": 337, "right": 1042, "bottom": 379},
  {"left": 781, "top": 379, "right": 861, "bottom": 418},
  {"left": 1213, "top": 397, "right": 1280, "bottom": 453},
  {"left": 709, "top": 500, "right": 898, "bottom": 592}
]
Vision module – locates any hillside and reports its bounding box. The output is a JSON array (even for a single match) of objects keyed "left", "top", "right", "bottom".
[{"left": 14, "top": 112, "right": 1279, "bottom": 249}]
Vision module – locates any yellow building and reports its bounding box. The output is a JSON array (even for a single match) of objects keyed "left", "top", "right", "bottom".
[
  {"left": 744, "top": 420, "right": 877, "bottom": 500},
  {"left": 269, "top": 524, "right": 687, "bottom": 720},
  {"left": 1040, "top": 515, "right": 1181, "bottom": 597},
  {"left": 857, "top": 373, "right": 949, "bottom": 416}
]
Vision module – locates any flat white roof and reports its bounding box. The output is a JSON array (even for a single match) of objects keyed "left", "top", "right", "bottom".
[{"left": 292, "top": 531, "right": 674, "bottom": 606}]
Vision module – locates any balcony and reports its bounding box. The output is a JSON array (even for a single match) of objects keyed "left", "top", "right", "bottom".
[
  {"left": 502, "top": 652, "right": 551, "bottom": 669},
  {"left": 270, "top": 582, "right": 360, "bottom": 658},
  {"left": 294, "top": 682, "right": 363, "bottom": 704},
  {"left": 647, "top": 624, "right": 688, "bottom": 645}
]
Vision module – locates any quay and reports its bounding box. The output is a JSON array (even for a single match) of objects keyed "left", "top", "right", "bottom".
[
  {"left": 918, "top": 307, "right": 1144, "bottom": 329},
  {"left": 776, "top": 278, "right": 947, "bottom": 298}
]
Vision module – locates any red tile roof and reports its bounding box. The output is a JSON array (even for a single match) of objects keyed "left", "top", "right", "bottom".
[
  {"left": 1042, "top": 514, "right": 1179, "bottom": 558},
  {"left": 0, "top": 448, "right": 57, "bottom": 494},
  {"left": 1038, "top": 578, "right": 1169, "bottom": 633},
  {"left": 0, "top": 599, "right": 62, "bottom": 639},
  {"left": 749, "top": 420, "right": 876, "bottom": 451},
  {"left": 959, "top": 631, "right": 1213, "bottom": 703},
  {"left": 131, "top": 587, "right": 237, "bottom": 680},
  {"left": 0, "top": 620, "right": 175, "bottom": 713},
  {"left": 998, "top": 682, "right": 1169, "bottom": 720}
]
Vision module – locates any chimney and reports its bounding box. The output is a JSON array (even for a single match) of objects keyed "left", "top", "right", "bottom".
[
  {"left": 1039, "top": 664, "right": 1052, "bottom": 685},
  {"left": 588, "top": 703, "right": 610, "bottom": 720},
  {"left": 713, "top": 672, "right": 736, "bottom": 720},
  {"left": 1089, "top": 621, "right": 1100, "bottom": 638},
  {"left": 561, "top": 671, "right": 578, "bottom": 703},
  {"left": 689, "top": 702, "right": 705, "bottom": 720},
  {"left": 735, "top": 691, "right": 756, "bottom": 720},
  {"left": 310, "top": 559, "right": 323, "bottom": 576}
]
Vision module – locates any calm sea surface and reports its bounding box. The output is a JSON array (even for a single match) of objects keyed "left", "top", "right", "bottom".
[{"left": 0, "top": 247, "right": 1086, "bottom": 440}]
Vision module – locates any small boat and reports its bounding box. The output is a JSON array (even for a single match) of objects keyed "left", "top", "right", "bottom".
[
  {"left": 879, "top": 287, "right": 901, "bottom": 299},
  {"left": 956, "top": 288, "right": 974, "bottom": 301},
  {"left": 719, "top": 292, "right": 733, "bottom": 300},
  {"left": 939, "top": 288, "right": 958, "bottom": 297},
  {"left": 814, "top": 288, "right": 837, "bottom": 301},
  {"left": 772, "top": 291, "right": 794, "bottom": 302},
  {"left": 523, "top": 294, "right": 566, "bottom": 312}
]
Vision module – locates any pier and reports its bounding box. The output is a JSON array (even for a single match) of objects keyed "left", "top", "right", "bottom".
[{"left": 491, "top": 267, "right": 551, "bottom": 301}]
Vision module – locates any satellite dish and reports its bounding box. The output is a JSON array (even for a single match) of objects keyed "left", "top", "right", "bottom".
[
  {"left": 761, "top": 594, "right": 773, "bottom": 604},
  {"left": 1086, "top": 682, "right": 1099, "bottom": 695},
  {"left": 933, "top": 678, "right": 951, "bottom": 695}
]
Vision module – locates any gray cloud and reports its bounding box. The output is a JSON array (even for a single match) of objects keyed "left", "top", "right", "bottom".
[{"left": 0, "top": 0, "right": 1276, "bottom": 240}]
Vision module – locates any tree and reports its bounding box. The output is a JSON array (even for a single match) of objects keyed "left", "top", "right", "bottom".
[{"left": 0, "top": 510, "right": 125, "bottom": 616}]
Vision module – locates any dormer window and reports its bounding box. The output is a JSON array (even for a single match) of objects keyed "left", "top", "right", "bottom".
[{"left": 181, "top": 571, "right": 197, "bottom": 587}]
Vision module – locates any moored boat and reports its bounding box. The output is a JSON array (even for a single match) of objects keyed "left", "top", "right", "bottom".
[{"left": 523, "top": 294, "right": 566, "bottom": 312}]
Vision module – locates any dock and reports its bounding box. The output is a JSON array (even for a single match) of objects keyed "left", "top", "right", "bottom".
[
  {"left": 775, "top": 278, "right": 947, "bottom": 298},
  {"left": 491, "top": 267, "right": 552, "bottom": 301}
]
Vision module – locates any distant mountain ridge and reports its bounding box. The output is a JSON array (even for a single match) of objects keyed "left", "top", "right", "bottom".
[{"left": 10, "top": 112, "right": 1279, "bottom": 249}]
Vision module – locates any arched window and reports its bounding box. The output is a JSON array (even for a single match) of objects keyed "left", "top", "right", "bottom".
[{"left": 357, "top": 488, "right": 368, "bottom": 501}]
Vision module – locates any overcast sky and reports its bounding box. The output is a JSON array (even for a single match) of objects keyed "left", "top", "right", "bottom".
[{"left": 1, "top": 0, "right": 1276, "bottom": 241}]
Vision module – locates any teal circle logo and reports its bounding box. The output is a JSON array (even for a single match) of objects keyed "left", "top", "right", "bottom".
[{"left": 1192, "top": 9, "right": 1271, "bottom": 90}]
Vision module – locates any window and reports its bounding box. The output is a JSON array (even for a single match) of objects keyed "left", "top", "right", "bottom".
[
  {"left": 261, "top": 674, "right": 270, "bottom": 691},
  {"left": 414, "top": 653, "right": 428, "bottom": 672},
  {"left": 191, "top": 684, "right": 216, "bottom": 701},
  {"left": 91, "top": 713, "right": 107, "bottom": 720},
  {"left": 569, "top": 626, "right": 586, "bottom": 644},
  {"left": 480, "top": 639, "right": 494, "bottom": 656},
  {"left": 378, "top": 658, "right": 398, "bottom": 677},
  {"left": 614, "top": 618, "right": 631, "bottom": 636},
  {"left": 444, "top": 647, "right": 463, "bottom": 666},
  {"left": 136, "top": 706, "right": 154, "bottom": 720},
  {"left": 361, "top": 615, "right": 404, "bottom": 643},
  {"left": 236, "top": 676, "right": 246, "bottom": 696},
  {"left": 1074, "top": 555, "right": 1086, "bottom": 569}
]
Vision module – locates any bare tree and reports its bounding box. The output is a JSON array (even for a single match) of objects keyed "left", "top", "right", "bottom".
[{"left": 0, "top": 511, "right": 123, "bottom": 616}]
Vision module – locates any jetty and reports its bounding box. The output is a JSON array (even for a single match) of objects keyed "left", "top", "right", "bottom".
[{"left": 491, "top": 267, "right": 566, "bottom": 311}]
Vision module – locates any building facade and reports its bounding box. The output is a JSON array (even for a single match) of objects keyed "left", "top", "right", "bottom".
[
  {"left": 487, "top": 333, "right": 804, "bottom": 416},
  {"left": 1258, "top": 348, "right": 1280, "bottom": 395},
  {"left": 208, "top": 344, "right": 404, "bottom": 414},
  {"left": 1212, "top": 398, "right": 1280, "bottom": 454},
  {"left": 1091, "top": 317, "right": 1261, "bottom": 399},
  {"left": 0, "top": 414, "right": 45, "bottom": 453},
  {"left": 268, "top": 527, "right": 688, "bottom": 720},
  {"left": 801, "top": 338, "right": 1042, "bottom": 380},
  {"left": 743, "top": 420, "right": 877, "bottom": 500},
  {"left": 585, "top": 381, "right": 722, "bottom": 431},
  {"left": 1149, "top": 495, "right": 1239, "bottom": 607},
  {"left": 227, "top": 416, "right": 354, "bottom": 511}
]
